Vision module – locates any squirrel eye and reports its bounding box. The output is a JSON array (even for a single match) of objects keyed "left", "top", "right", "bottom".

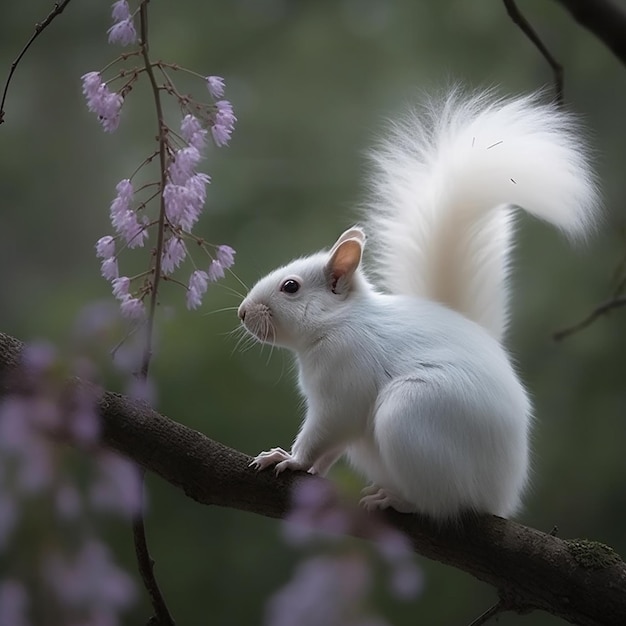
[{"left": 280, "top": 279, "right": 300, "bottom": 294}]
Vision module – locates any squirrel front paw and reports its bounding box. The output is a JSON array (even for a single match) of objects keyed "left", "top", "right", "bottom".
[{"left": 250, "top": 447, "right": 309, "bottom": 474}]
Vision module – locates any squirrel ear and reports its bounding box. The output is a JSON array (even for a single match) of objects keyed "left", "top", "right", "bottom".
[
  {"left": 326, "top": 237, "right": 363, "bottom": 294},
  {"left": 329, "top": 227, "right": 366, "bottom": 255}
]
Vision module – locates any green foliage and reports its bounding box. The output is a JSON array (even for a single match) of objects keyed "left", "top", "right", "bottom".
[{"left": 1, "top": 1, "right": 625, "bottom": 624}]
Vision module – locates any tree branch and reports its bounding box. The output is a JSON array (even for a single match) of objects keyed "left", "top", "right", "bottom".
[
  {"left": 553, "top": 295, "right": 626, "bottom": 340},
  {"left": 552, "top": 0, "right": 626, "bottom": 67},
  {"left": 502, "top": 0, "right": 564, "bottom": 104},
  {"left": 0, "top": 0, "right": 74, "bottom": 125},
  {"left": 1, "top": 331, "right": 625, "bottom": 626}
]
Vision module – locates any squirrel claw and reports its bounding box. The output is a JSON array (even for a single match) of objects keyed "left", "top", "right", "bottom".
[
  {"left": 360, "top": 487, "right": 414, "bottom": 513},
  {"left": 274, "top": 458, "right": 306, "bottom": 475},
  {"left": 250, "top": 447, "right": 292, "bottom": 471}
]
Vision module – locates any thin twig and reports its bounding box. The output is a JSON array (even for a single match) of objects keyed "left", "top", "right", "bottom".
[
  {"left": 132, "top": 2, "right": 175, "bottom": 625},
  {"left": 554, "top": 296, "right": 626, "bottom": 341},
  {"left": 0, "top": 0, "right": 74, "bottom": 125},
  {"left": 467, "top": 600, "right": 507, "bottom": 626},
  {"left": 502, "top": 0, "right": 564, "bottom": 104}
]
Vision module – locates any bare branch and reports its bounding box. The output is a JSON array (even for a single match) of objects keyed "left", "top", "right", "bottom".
[
  {"left": 553, "top": 295, "right": 626, "bottom": 341},
  {"left": 502, "top": 0, "right": 564, "bottom": 104},
  {"left": 0, "top": 331, "right": 625, "bottom": 626},
  {"left": 552, "top": 0, "right": 626, "bottom": 67},
  {"left": 0, "top": 0, "right": 74, "bottom": 125}
]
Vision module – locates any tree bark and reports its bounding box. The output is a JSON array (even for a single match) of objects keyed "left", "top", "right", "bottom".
[{"left": 0, "top": 331, "right": 624, "bottom": 626}]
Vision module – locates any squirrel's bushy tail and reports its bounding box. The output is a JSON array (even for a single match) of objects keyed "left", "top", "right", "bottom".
[{"left": 364, "top": 89, "right": 599, "bottom": 340}]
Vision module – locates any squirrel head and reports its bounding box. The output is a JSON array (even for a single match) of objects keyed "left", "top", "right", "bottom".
[{"left": 238, "top": 227, "right": 368, "bottom": 351}]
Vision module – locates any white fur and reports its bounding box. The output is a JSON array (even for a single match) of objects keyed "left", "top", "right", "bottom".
[
  {"left": 364, "top": 89, "right": 599, "bottom": 339},
  {"left": 238, "top": 90, "right": 599, "bottom": 520}
]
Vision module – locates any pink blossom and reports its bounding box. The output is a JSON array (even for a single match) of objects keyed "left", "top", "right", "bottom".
[
  {"left": 118, "top": 212, "right": 147, "bottom": 248},
  {"left": 216, "top": 244, "right": 236, "bottom": 269},
  {"left": 109, "top": 182, "right": 146, "bottom": 247},
  {"left": 206, "top": 75, "right": 225, "bottom": 98},
  {"left": 161, "top": 237, "right": 186, "bottom": 275},
  {"left": 81, "top": 74, "right": 124, "bottom": 133},
  {"left": 0, "top": 580, "right": 29, "bottom": 626},
  {"left": 186, "top": 270, "right": 209, "bottom": 310},
  {"left": 107, "top": 19, "right": 137, "bottom": 46},
  {"left": 111, "top": 276, "right": 130, "bottom": 300},
  {"left": 81, "top": 72, "right": 102, "bottom": 99},
  {"left": 180, "top": 114, "right": 207, "bottom": 150},
  {"left": 211, "top": 100, "right": 237, "bottom": 147},
  {"left": 211, "top": 123, "right": 232, "bottom": 147},
  {"left": 111, "top": 0, "right": 131, "bottom": 21},
  {"left": 115, "top": 178, "right": 133, "bottom": 202},
  {"left": 16, "top": 437, "right": 53, "bottom": 493},
  {"left": 119, "top": 296, "right": 145, "bottom": 319},
  {"left": 100, "top": 258, "right": 119, "bottom": 281},
  {"left": 167, "top": 146, "right": 202, "bottom": 185},
  {"left": 96, "top": 236, "right": 115, "bottom": 259},
  {"left": 67, "top": 385, "right": 101, "bottom": 445},
  {"left": 55, "top": 483, "right": 82, "bottom": 521},
  {"left": 163, "top": 173, "right": 210, "bottom": 231},
  {"left": 43, "top": 540, "right": 136, "bottom": 610},
  {"left": 90, "top": 453, "right": 143, "bottom": 518},
  {"left": 207, "top": 259, "right": 225, "bottom": 282},
  {"left": 0, "top": 493, "right": 19, "bottom": 551}
]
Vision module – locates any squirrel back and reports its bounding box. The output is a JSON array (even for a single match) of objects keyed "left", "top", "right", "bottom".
[{"left": 364, "top": 89, "right": 599, "bottom": 340}]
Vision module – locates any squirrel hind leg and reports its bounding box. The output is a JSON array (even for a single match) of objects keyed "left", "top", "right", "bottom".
[
  {"left": 360, "top": 485, "right": 415, "bottom": 513},
  {"left": 373, "top": 373, "right": 526, "bottom": 520}
]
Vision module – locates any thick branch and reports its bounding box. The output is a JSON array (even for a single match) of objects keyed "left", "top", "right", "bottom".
[
  {"left": 1, "top": 331, "right": 625, "bottom": 626},
  {"left": 552, "top": 0, "right": 626, "bottom": 67}
]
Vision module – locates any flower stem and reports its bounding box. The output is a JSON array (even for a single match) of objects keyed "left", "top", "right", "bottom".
[{"left": 132, "top": 3, "right": 175, "bottom": 625}]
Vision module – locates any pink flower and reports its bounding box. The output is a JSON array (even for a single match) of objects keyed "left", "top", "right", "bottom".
[
  {"left": 100, "top": 258, "right": 119, "bottom": 281},
  {"left": 163, "top": 173, "right": 210, "bottom": 231},
  {"left": 186, "top": 270, "right": 209, "bottom": 310},
  {"left": 207, "top": 259, "right": 225, "bottom": 282},
  {"left": 95, "top": 236, "right": 115, "bottom": 259},
  {"left": 211, "top": 100, "right": 236, "bottom": 147},
  {"left": 81, "top": 73, "right": 124, "bottom": 133},
  {"left": 161, "top": 237, "right": 186, "bottom": 275},
  {"left": 167, "top": 146, "right": 202, "bottom": 185},
  {"left": 111, "top": 0, "right": 131, "bottom": 21},
  {"left": 116, "top": 178, "right": 133, "bottom": 201},
  {"left": 0, "top": 580, "right": 29, "bottom": 626},
  {"left": 119, "top": 296, "right": 144, "bottom": 319},
  {"left": 211, "top": 124, "right": 232, "bottom": 147},
  {"left": 43, "top": 540, "right": 136, "bottom": 610},
  {"left": 107, "top": 19, "right": 137, "bottom": 46},
  {"left": 55, "top": 483, "right": 83, "bottom": 521},
  {"left": 111, "top": 277, "right": 130, "bottom": 300},
  {"left": 81, "top": 72, "right": 102, "bottom": 99},
  {"left": 216, "top": 245, "right": 236, "bottom": 269},
  {"left": 206, "top": 75, "right": 225, "bottom": 98},
  {"left": 90, "top": 452, "right": 143, "bottom": 518},
  {"left": 180, "top": 114, "right": 207, "bottom": 150}
]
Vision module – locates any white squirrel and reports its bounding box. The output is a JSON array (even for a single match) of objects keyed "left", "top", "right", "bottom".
[{"left": 238, "top": 89, "right": 599, "bottom": 520}]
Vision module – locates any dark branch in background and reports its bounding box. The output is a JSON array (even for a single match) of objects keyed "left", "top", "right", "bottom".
[
  {"left": 554, "top": 296, "right": 626, "bottom": 340},
  {"left": 1, "top": 331, "right": 625, "bottom": 626},
  {"left": 552, "top": 0, "right": 626, "bottom": 67},
  {"left": 0, "top": 0, "right": 74, "bottom": 125},
  {"left": 502, "top": 0, "right": 564, "bottom": 104}
]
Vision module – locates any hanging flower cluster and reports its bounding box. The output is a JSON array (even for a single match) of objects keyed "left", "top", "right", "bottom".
[
  {"left": 0, "top": 342, "right": 141, "bottom": 626},
  {"left": 82, "top": 0, "right": 237, "bottom": 319}
]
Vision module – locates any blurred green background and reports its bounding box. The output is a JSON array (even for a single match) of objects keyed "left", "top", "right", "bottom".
[{"left": 1, "top": 1, "right": 625, "bottom": 624}]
